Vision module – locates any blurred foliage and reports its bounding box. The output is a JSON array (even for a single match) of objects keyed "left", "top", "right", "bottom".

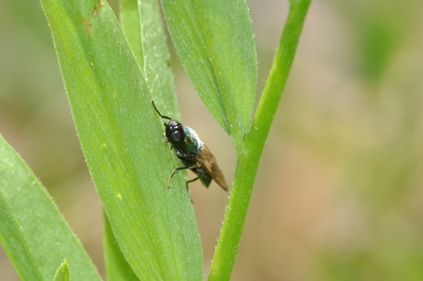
[{"left": 1, "top": 0, "right": 423, "bottom": 280}]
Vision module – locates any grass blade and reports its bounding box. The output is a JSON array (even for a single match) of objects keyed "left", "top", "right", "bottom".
[
  {"left": 104, "top": 213, "right": 139, "bottom": 281},
  {"left": 121, "top": 0, "right": 180, "bottom": 119},
  {"left": 53, "top": 260, "right": 69, "bottom": 281},
  {"left": 161, "top": 0, "right": 257, "bottom": 147},
  {"left": 40, "top": 0, "right": 203, "bottom": 279},
  {"left": 120, "top": 0, "right": 143, "bottom": 64},
  {"left": 0, "top": 135, "right": 101, "bottom": 281}
]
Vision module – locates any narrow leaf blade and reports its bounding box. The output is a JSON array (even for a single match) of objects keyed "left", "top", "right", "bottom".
[
  {"left": 0, "top": 134, "right": 101, "bottom": 281},
  {"left": 40, "top": 0, "right": 203, "bottom": 279},
  {"left": 120, "top": 0, "right": 144, "bottom": 65},
  {"left": 121, "top": 0, "right": 180, "bottom": 119},
  {"left": 104, "top": 212, "right": 139, "bottom": 281},
  {"left": 161, "top": 0, "right": 257, "bottom": 146},
  {"left": 53, "top": 260, "right": 69, "bottom": 281}
]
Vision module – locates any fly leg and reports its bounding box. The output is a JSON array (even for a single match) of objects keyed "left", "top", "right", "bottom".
[
  {"left": 167, "top": 164, "right": 196, "bottom": 189},
  {"left": 185, "top": 177, "right": 199, "bottom": 191},
  {"left": 185, "top": 176, "right": 199, "bottom": 204}
]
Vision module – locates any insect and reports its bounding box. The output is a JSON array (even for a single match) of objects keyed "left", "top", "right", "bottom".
[{"left": 152, "top": 100, "right": 228, "bottom": 191}]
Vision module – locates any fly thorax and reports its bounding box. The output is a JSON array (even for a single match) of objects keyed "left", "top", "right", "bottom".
[{"left": 183, "top": 126, "right": 204, "bottom": 154}]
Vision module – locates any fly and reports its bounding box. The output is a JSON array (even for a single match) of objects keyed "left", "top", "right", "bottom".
[{"left": 152, "top": 100, "right": 229, "bottom": 191}]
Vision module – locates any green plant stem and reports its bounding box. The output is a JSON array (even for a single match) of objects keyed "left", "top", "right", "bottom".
[{"left": 208, "top": 1, "right": 312, "bottom": 280}]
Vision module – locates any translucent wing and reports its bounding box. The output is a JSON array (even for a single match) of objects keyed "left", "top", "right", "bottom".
[{"left": 195, "top": 144, "right": 229, "bottom": 191}]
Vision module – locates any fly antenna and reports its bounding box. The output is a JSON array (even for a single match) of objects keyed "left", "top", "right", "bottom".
[{"left": 151, "top": 100, "right": 171, "bottom": 120}]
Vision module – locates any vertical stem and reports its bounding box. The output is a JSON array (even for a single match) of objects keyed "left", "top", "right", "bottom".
[{"left": 208, "top": 1, "right": 312, "bottom": 280}]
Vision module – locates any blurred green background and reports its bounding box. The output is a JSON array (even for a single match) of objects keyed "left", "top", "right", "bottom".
[{"left": 1, "top": 0, "right": 423, "bottom": 280}]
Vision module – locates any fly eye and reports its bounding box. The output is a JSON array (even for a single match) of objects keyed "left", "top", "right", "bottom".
[{"left": 171, "top": 131, "right": 182, "bottom": 142}]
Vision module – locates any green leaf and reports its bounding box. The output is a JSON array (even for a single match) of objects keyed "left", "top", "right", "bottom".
[
  {"left": 161, "top": 0, "right": 257, "bottom": 148},
  {"left": 53, "top": 260, "right": 69, "bottom": 281},
  {"left": 0, "top": 135, "right": 101, "bottom": 281},
  {"left": 104, "top": 212, "right": 139, "bottom": 281},
  {"left": 120, "top": 0, "right": 143, "bottom": 64},
  {"left": 40, "top": 0, "right": 203, "bottom": 280},
  {"left": 121, "top": 0, "right": 179, "bottom": 119}
]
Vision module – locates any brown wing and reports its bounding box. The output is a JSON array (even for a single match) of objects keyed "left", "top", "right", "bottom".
[{"left": 195, "top": 144, "right": 229, "bottom": 191}]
